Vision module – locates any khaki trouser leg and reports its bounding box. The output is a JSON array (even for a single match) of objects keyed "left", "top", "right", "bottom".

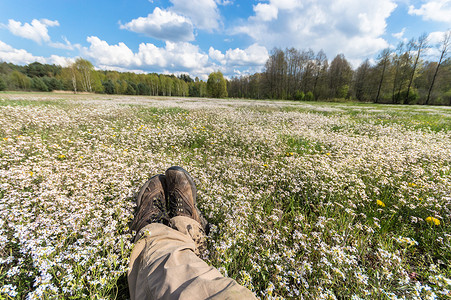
[{"left": 128, "top": 216, "right": 257, "bottom": 300}]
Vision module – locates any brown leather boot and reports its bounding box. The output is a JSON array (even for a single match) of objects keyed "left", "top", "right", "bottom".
[
  {"left": 165, "top": 166, "right": 209, "bottom": 233},
  {"left": 130, "top": 174, "right": 169, "bottom": 237}
]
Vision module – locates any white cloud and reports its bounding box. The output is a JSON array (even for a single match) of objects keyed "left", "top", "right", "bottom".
[
  {"left": 225, "top": 44, "right": 269, "bottom": 66},
  {"left": 209, "top": 47, "right": 226, "bottom": 64},
  {"left": 234, "top": 0, "right": 397, "bottom": 66},
  {"left": 207, "top": 44, "right": 269, "bottom": 76},
  {"left": 121, "top": 7, "right": 194, "bottom": 42},
  {"left": 81, "top": 36, "right": 268, "bottom": 78},
  {"left": 0, "top": 40, "right": 40, "bottom": 64},
  {"left": 253, "top": 3, "right": 278, "bottom": 21},
  {"left": 49, "top": 36, "right": 80, "bottom": 50},
  {"left": 216, "top": 0, "right": 233, "bottom": 5},
  {"left": 7, "top": 19, "right": 59, "bottom": 44},
  {"left": 139, "top": 41, "right": 209, "bottom": 69},
  {"left": 0, "top": 40, "right": 71, "bottom": 66},
  {"left": 408, "top": 0, "right": 451, "bottom": 23},
  {"left": 208, "top": 44, "right": 269, "bottom": 68},
  {"left": 82, "top": 36, "right": 210, "bottom": 75},
  {"left": 428, "top": 31, "right": 447, "bottom": 44},
  {"left": 169, "top": 0, "right": 221, "bottom": 31},
  {"left": 392, "top": 27, "right": 407, "bottom": 42},
  {"left": 83, "top": 36, "right": 140, "bottom": 67}
]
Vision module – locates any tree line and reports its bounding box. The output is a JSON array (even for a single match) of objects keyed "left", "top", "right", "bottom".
[
  {"left": 0, "top": 30, "right": 449, "bottom": 105},
  {"left": 0, "top": 59, "right": 208, "bottom": 97},
  {"left": 228, "top": 31, "right": 451, "bottom": 105}
]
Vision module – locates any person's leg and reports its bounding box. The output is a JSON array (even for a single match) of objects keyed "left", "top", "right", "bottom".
[
  {"left": 128, "top": 218, "right": 256, "bottom": 299},
  {"left": 127, "top": 167, "right": 257, "bottom": 299}
]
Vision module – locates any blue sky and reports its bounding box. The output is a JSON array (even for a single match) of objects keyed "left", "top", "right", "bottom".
[{"left": 1, "top": 0, "right": 450, "bottom": 79}]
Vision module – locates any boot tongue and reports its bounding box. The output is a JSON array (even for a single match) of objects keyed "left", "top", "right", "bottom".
[{"left": 169, "top": 191, "right": 193, "bottom": 216}]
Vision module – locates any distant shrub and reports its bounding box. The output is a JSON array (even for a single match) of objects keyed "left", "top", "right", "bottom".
[
  {"left": 294, "top": 90, "right": 304, "bottom": 101},
  {"left": 305, "top": 91, "right": 314, "bottom": 101}
]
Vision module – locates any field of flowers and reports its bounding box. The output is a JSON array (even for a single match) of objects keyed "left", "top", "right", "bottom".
[{"left": 0, "top": 93, "right": 450, "bottom": 299}]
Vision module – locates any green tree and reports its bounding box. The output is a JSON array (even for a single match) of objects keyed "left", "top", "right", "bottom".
[
  {"left": 73, "top": 58, "right": 100, "bottom": 92},
  {"left": 125, "top": 81, "right": 137, "bottom": 95},
  {"left": 42, "top": 76, "right": 63, "bottom": 91},
  {"left": 31, "top": 77, "right": 48, "bottom": 91},
  {"left": 9, "top": 71, "right": 31, "bottom": 90},
  {"left": 207, "top": 71, "right": 227, "bottom": 98},
  {"left": 0, "top": 76, "right": 6, "bottom": 91},
  {"left": 102, "top": 80, "right": 115, "bottom": 94},
  {"left": 328, "top": 54, "right": 352, "bottom": 98}
]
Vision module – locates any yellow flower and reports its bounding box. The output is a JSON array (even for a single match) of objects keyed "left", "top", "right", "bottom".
[
  {"left": 58, "top": 154, "right": 66, "bottom": 159},
  {"left": 425, "top": 217, "right": 440, "bottom": 226},
  {"left": 326, "top": 152, "right": 331, "bottom": 156},
  {"left": 263, "top": 164, "right": 268, "bottom": 167},
  {"left": 376, "top": 200, "right": 386, "bottom": 207}
]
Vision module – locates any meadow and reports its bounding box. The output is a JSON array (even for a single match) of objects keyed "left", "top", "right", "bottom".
[{"left": 0, "top": 93, "right": 450, "bottom": 299}]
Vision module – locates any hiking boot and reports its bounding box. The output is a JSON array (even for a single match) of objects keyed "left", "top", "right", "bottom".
[
  {"left": 165, "top": 166, "right": 209, "bottom": 234},
  {"left": 130, "top": 174, "right": 169, "bottom": 237}
]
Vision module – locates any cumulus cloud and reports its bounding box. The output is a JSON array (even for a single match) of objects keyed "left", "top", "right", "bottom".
[
  {"left": 428, "top": 31, "right": 448, "bottom": 44},
  {"left": 0, "top": 40, "right": 71, "bottom": 66},
  {"left": 234, "top": 0, "right": 397, "bottom": 66},
  {"left": 225, "top": 44, "right": 269, "bottom": 66},
  {"left": 121, "top": 7, "right": 194, "bottom": 42},
  {"left": 83, "top": 36, "right": 139, "bottom": 67},
  {"left": 82, "top": 36, "right": 210, "bottom": 75},
  {"left": 208, "top": 44, "right": 269, "bottom": 76},
  {"left": 209, "top": 47, "right": 226, "bottom": 64},
  {"left": 0, "top": 40, "right": 40, "bottom": 64},
  {"left": 209, "top": 44, "right": 269, "bottom": 67},
  {"left": 7, "top": 19, "right": 59, "bottom": 44},
  {"left": 169, "top": 0, "right": 221, "bottom": 31},
  {"left": 253, "top": 3, "right": 278, "bottom": 21},
  {"left": 408, "top": 0, "right": 451, "bottom": 23},
  {"left": 80, "top": 36, "right": 268, "bottom": 78}
]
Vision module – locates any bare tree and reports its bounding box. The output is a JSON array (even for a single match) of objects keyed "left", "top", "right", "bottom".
[
  {"left": 312, "top": 50, "right": 328, "bottom": 98},
  {"left": 263, "top": 48, "right": 287, "bottom": 99},
  {"left": 301, "top": 49, "right": 316, "bottom": 93},
  {"left": 375, "top": 48, "right": 391, "bottom": 103},
  {"left": 426, "top": 30, "right": 451, "bottom": 104},
  {"left": 354, "top": 59, "right": 371, "bottom": 101},
  {"left": 397, "top": 39, "right": 415, "bottom": 103},
  {"left": 69, "top": 63, "right": 77, "bottom": 93},
  {"left": 285, "top": 47, "right": 300, "bottom": 98},
  {"left": 406, "top": 33, "right": 428, "bottom": 103}
]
